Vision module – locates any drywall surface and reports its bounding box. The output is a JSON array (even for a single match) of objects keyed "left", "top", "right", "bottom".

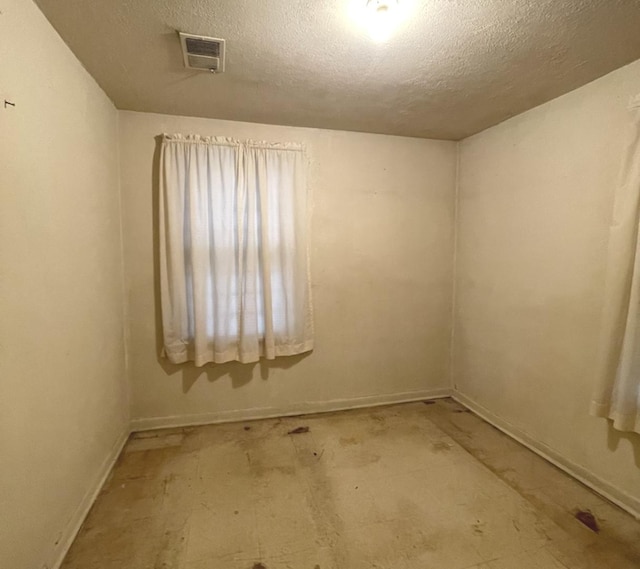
[
  {"left": 119, "top": 111, "right": 456, "bottom": 426},
  {"left": 0, "top": 1, "right": 128, "bottom": 568},
  {"left": 456, "top": 58, "right": 640, "bottom": 510}
]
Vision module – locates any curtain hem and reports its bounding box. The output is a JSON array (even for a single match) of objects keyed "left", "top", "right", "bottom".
[
  {"left": 165, "top": 339, "right": 314, "bottom": 367},
  {"left": 590, "top": 401, "right": 640, "bottom": 433}
]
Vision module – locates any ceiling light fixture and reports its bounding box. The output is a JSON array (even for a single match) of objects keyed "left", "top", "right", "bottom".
[
  {"left": 349, "top": 0, "right": 410, "bottom": 43},
  {"left": 366, "top": 0, "right": 398, "bottom": 41}
]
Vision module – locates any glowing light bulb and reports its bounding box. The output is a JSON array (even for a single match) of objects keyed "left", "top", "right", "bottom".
[
  {"left": 347, "top": 0, "right": 411, "bottom": 43},
  {"left": 365, "top": 0, "right": 398, "bottom": 42}
]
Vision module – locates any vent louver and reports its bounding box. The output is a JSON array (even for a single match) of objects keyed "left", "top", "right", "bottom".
[{"left": 179, "top": 32, "right": 225, "bottom": 73}]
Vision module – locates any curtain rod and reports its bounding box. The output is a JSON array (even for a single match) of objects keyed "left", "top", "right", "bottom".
[{"left": 161, "top": 133, "right": 305, "bottom": 152}]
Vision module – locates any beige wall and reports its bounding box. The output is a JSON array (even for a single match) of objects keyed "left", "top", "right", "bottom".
[
  {"left": 455, "top": 59, "right": 640, "bottom": 512},
  {"left": 0, "top": 1, "right": 128, "bottom": 568},
  {"left": 118, "top": 111, "right": 457, "bottom": 428}
]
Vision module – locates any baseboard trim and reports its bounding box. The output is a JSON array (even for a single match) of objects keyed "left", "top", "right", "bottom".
[
  {"left": 131, "top": 388, "right": 452, "bottom": 432},
  {"left": 50, "top": 428, "right": 130, "bottom": 569},
  {"left": 452, "top": 390, "right": 640, "bottom": 520}
]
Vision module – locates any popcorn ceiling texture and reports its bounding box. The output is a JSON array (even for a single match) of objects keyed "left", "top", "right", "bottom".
[{"left": 35, "top": 0, "right": 640, "bottom": 140}]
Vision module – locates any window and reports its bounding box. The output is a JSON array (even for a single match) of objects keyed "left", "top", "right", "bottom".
[{"left": 159, "top": 134, "right": 313, "bottom": 366}]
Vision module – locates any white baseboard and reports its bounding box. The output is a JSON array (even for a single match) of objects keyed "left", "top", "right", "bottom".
[
  {"left": 452, "top": 390, "right": 640, "bottom": 520},
  {"left": 130, "top": 387, "right": 452, "bottom": 432},
  {"left": 49, "top": 428, "right": 130, "bottom": 569}
]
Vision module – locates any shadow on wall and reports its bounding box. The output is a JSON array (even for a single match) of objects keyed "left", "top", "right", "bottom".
[
  {"left": 607, "top": 424, "right": 640, "bottom": 469},
  {"left": 150, "top": 136, "right": 310, "bottom": 396}
]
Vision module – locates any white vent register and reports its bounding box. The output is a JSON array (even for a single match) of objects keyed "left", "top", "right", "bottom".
[{"left": 179, "top": 32, "right": 226, "bottom": 73}]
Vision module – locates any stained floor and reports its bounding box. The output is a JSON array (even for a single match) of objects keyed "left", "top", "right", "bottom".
[{"left": 62, "top": 399, "right": 640, "bottom": 569}]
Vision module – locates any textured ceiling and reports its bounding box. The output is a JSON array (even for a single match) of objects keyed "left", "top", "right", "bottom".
[{"left": 35, "top": 0, "right": 640, "bottom": 140}]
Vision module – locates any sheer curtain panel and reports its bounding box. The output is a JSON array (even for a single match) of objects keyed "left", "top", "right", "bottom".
[
  {"left": 592, "top": 96, "right": 640, "bottom": 433},
  {"left": 159, "top": 134, "right": 313, "bottom": 366}
]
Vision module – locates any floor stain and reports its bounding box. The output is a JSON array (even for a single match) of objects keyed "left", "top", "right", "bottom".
[
  {"left": 153, "top": 518, "right": 188, "bottom": 569},
  {"left": 347, "top": 451, "right": 381, "bottom": 468},
  {"left": 430, "top": 441, "right": 452, "bottom": 453},
  {"left": 252, "top": 563, "right": 267, "bottom": 569},
  {"left": 575, "top": 510, "right": 600, "bottom": 533},
  {"left": 472, "top": 520, "right": 486, "bottom": 535},
  {"left": 339, "top": 436, "right": 359, "bottom": 446},
  {"left": 423, "top": 400, "right": 436, "bottom": 405},
  {"left": 287, "top": 426, "right": 310, "bottom": 435}
]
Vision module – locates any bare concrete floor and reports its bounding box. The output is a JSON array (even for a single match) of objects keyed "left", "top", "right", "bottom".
[{"left": 62, "top": 399, "right": 640, "bottom": 569}]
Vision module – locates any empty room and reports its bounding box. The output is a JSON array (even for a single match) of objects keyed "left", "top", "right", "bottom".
[{"left": 4, "top": 0, "right": 640, "bottom": 567}]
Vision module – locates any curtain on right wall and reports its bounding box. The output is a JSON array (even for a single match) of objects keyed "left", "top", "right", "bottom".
[{"left": 592, "top": 95, "right": 640, "bottom": 434}]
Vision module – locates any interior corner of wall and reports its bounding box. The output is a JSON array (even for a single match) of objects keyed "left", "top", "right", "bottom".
[
  {"left": 114, "top": 111, "right": 133, "bottom": 427},
  {"left": 448, "top": 140, "right": 461, "bottom": 390}
]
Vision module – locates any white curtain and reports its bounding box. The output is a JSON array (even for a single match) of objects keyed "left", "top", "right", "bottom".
[
  {"left": 592, "top": 95, "right": 640, "bottom": 433},
  {"left": 159, "top": 134, "right": 313, "bottom": 366}
]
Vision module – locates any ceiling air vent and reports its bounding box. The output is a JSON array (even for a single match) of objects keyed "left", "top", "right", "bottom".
[{"left": 179, "top": 32, "right": 226, "bottom": 73}]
